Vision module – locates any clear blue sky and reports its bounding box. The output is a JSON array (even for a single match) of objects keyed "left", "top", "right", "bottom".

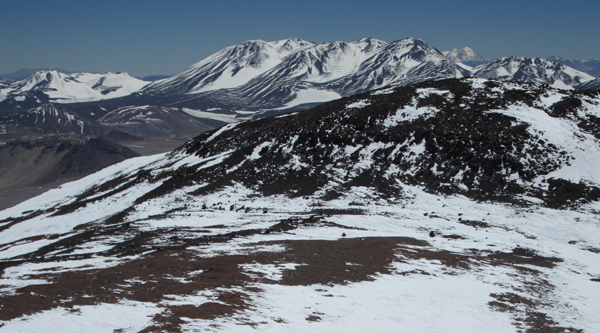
[{"left": 1, "top": 0, "right": 599, "bottom": 77}]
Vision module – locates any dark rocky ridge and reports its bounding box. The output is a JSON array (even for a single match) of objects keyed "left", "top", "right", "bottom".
[{"left": 124, "top": 78, "right": 599, "bottom": 209}]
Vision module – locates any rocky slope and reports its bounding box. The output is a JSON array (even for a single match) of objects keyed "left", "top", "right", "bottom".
[
  {"left": 0, "top": 104, "right": 105, "bottom": 141},
  {"left": 0, "top": 78, "right": 599, "bottom": 332},
  {"left": 0, "top": 135, "right": 139, "bottom": 190}
]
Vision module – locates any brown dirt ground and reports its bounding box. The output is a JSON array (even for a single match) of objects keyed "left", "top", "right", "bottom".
[{"left": 0, "top": 236, "right": 581, "bottom": 332}]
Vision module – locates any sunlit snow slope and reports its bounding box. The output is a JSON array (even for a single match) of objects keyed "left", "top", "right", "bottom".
[
  {"left": 0, "top": 70, "right": 149, "bottom": 104},
  {"left": 473, "top": 57, "right": 594, "bottom": 90},
  {"left": 138, "top": 37, "right": 469, "bottom": 112}
]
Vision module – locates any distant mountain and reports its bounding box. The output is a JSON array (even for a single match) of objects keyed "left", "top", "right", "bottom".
[
  {"left": 142, "top": 38, "right": 315, "bottom": 96},
  {"left": 4, "top": 39, "right": 598, "bottom": 118},
  {"left": 0, "top": 104, "right": 104, "bottom": 141},
  {"left": 319, "top": 38, "right": 469, "bottom": 96},
  {"left": 0, "top": 70, "right": 150, "bottom": 105},
  {"left": 1, "top": 78, "right": 599, "bottom": 332},
  {"left": 0, "top": 68, "right": 75, "bottom": 81},
  {"left": 575, "top": 78, "right": 600, "bottom": 90},
  {"left": 472, "top": 57, "right": 594, "bottom": 89},
  {"left": 548, "top": 55, "right": 600, "bottom": 78},
  {"left": 139, "top": 37, "right": 469, "bottom": 113},
  {"left": 442, "top": 47, "right": 488, "bottom": 66}
]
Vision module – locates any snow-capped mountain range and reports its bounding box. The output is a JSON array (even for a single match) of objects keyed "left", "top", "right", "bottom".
[
  {"left": 131, "top": 37, "right": 595, "bottom": 113},
  {"left": 0, "top": 37, "right": 598, "bottom": 204},
  {"left": 136, "top": 37, "right": 470, "bottom": 112},
  {"left": 472, "top": 56, "right": 595, "bottom": 90},
  {"left": 2, "top": 37, "right": 596, "bottom": 119},
  {"left": 548, "top": 55, "right": 600, "bottom": 78},
  {"left": 1, "top": 78, "right": 599, "bottom": 331},
  {"left": 0, "top": 70, "right": 149, "bottom": 104}
]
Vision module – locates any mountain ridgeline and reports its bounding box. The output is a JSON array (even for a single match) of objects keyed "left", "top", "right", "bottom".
[{"left": 2, "top": 37, "right": 597, "bottom": 121}]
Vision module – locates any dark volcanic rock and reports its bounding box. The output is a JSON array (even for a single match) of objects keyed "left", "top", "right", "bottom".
[{"left": 130, "top": 78, "right": 598, "bottom": 208}]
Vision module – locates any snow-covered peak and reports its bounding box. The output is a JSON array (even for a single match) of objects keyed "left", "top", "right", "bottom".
[
  {"left": 0, "top": 70, "right": 150, "bottom": 104},
  {"left": 142, "top": 38, "right": 315, "bottom": 95},
  {"left": 264, "top": 38, "right": 387, "bottom": 83},
  {"left": 275, "top": 37, "right": 315, "bottom": 53},
  {"left": 14, "top": 70, "right": 68, "bottom": 91},
  {"left": 473, "top": 56, "right": 595, "bottom": 89},
  {"left": 548, "top": 55, "right": 571, "bottom": 62},
  {"left": 373, "top": 38, "right": 461, "bottom": 68},
  {"left": 319, "top": 38, "right": 468, "bottom": 96},
  {"left": 387, "top": 37, "right": 432, "bottom": 49},
  {"left": 352, "top": 37, "right": 388, "bottom": 52},
  {"left": 443, "top": 47, "right": 487, "bottom": 66}
]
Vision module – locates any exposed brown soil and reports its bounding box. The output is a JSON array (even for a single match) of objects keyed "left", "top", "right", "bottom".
[
  {"left": 487, "top": 247, "right": 564, "bottom": 269},
  {"left": 0, "top": 235, "right": 578, "bottom": 332},
  {"left": 277, "top": 237, "right": 428, "bottom": 286}
]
